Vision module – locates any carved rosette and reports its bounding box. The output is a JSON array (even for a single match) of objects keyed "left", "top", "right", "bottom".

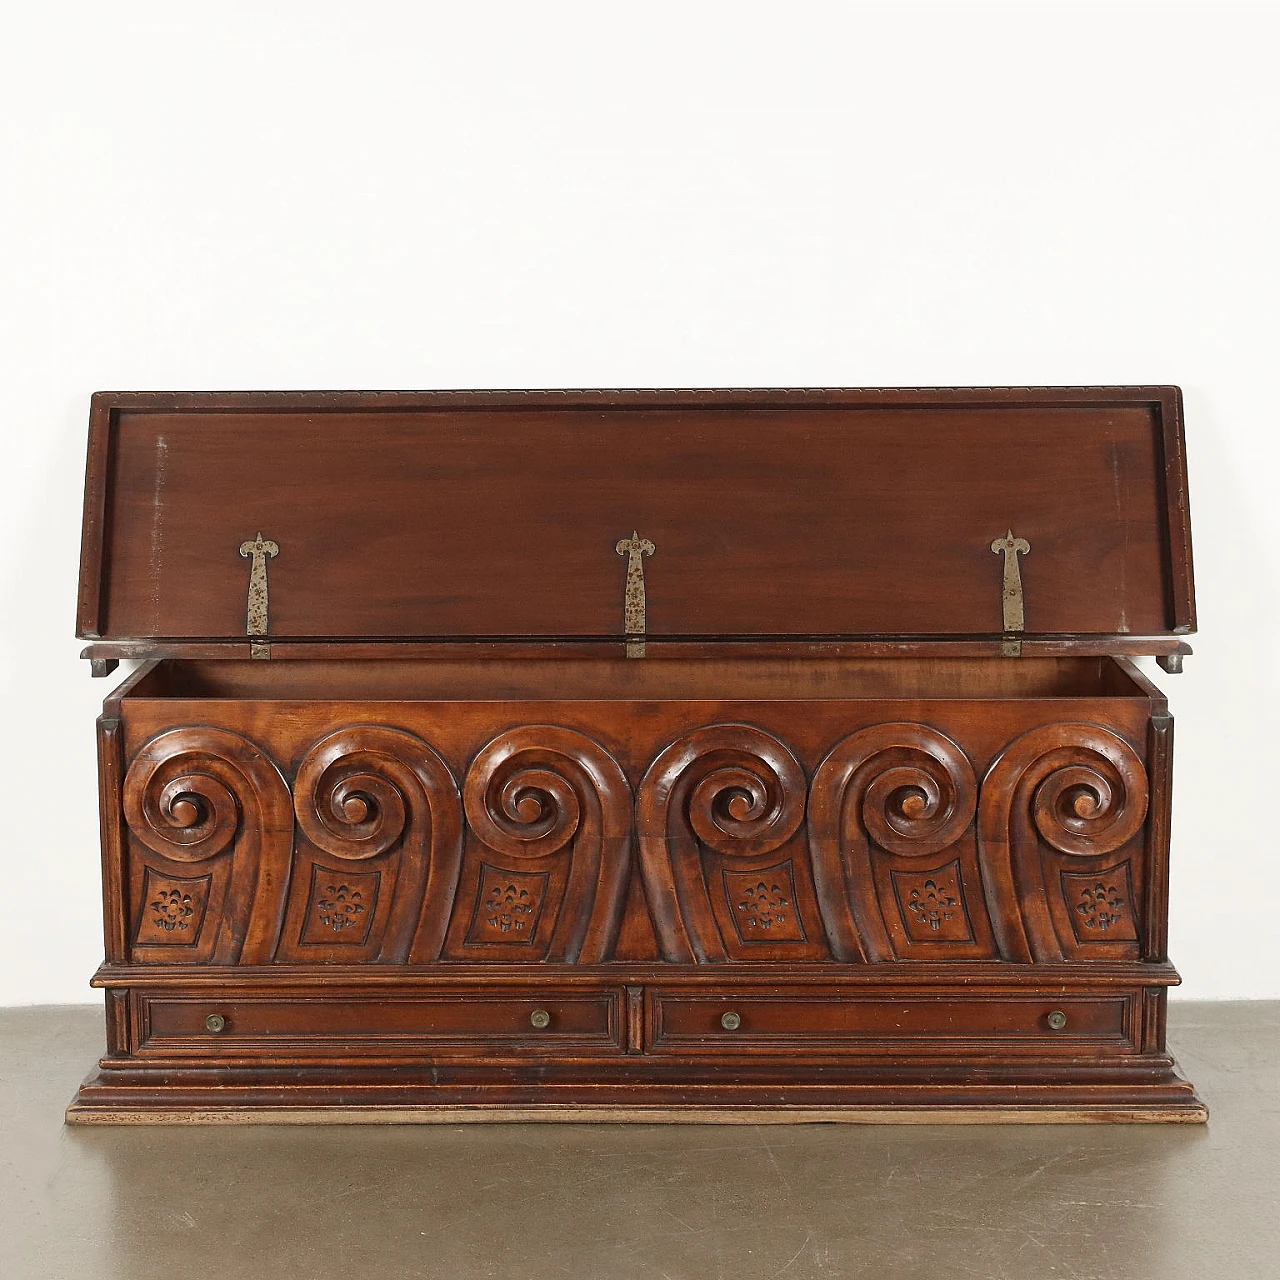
[
  {"left": 637, "top": 724, "right": 820, "bottom": 962},
  {"left": 807, "top": 724, "right": 983, "bottom": 961},
  {"left": 122, "top": 727, "right": 293, "bottom": 963},
  {"left": 978, "top": 724, "right": 1148, "bottom": 961},
  {"left": 450, "top": 726, "right": 632, "bottom": 962},
  {"left": 285, "top": 727, "right": 463, "bottom": 963}
]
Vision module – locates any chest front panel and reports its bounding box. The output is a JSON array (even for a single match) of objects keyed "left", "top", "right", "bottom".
[{"left": 112, "top": 685, "right": 1156, "bottom": 972}]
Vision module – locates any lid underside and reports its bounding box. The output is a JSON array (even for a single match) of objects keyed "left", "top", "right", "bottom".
[{"left": 77, "top": 388, "right": 1194, "bottom": 657}]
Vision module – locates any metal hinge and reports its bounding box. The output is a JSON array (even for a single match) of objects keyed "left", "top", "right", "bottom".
[
  {"left": 616, "top": 530, "right": 655, "bottom": 658},
  {"left": 991, "top": 530, "right": 1030, "bottom": 657},
  {"left": 239, "top": 533, "right": 278, "bottom": 659}
]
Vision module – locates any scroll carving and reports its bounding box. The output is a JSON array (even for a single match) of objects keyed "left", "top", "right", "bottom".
[
  {"left": 807, "top": 724, "right": 989, "bottom": 961},
  {"left": 978, "top": 724, "right": 1148, "bottom": 962},
  {"left": 122, "top": 727, "right": 293, "bottom": 963},
  {"left": 446, "top": 726, "right": 632, "bottom": 963},
  {"left": 282, "top": 726, "right": 463, "bottom": 963},
  {"left": 637, "top": 724, "right": 823, "bottom": 962}
]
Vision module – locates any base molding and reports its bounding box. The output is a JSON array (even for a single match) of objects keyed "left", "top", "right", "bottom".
[
  {"left": 68, "top": 1067, "right": 1207, "bottom": 1125},
  {"left": 66, "top": 1102, "right": 1209, "bottom": 1126}
]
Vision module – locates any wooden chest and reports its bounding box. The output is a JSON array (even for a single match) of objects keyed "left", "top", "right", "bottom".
[{"left": 68, "top": 388, "right": 1204, "bottom": 1123}]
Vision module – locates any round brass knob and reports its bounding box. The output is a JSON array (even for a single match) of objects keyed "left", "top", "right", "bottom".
[
  {"left": 530, "top": 1009, "right": 551, "bottom": 1029},
  {"left": 720, "top": 1011, "right": 742, "bottom": 1031},
  {"left": 205, "top": 1013, "right": 226, "bottom": 1033},
  {"left": 1047, "top": 1010, "right": 1068, "bottom": 1031}
]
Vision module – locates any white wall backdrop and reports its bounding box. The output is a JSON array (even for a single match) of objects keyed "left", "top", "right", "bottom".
[{"left": 1, "top": 1, "right": 1276, "bottom": 1003}]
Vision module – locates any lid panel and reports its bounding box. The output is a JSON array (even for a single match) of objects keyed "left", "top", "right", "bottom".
[{"left": 80, "top": 389, "right": 1193, "bottom": 647}]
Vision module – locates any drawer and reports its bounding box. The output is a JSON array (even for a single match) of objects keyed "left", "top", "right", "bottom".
[
  {"left": 646, "top": 989, "right": 1134, "bottom": 1055},
  {"left": 136, "top": 986, "right": 626, "bottom": 1056}
]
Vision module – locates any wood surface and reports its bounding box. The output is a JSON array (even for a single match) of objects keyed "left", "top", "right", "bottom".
[
  {"left": 77, "top": 387, "right": 1195, "bottom": 651},
  {"left": 65, "top": 1105, "right": 1210, "bottom": 1126},
  {"left": 71, "top": 388, "right": 1201, "bottom": 1122},
  {"left": 70, "top": 652, "right": 1204, "bottom": 1120}
]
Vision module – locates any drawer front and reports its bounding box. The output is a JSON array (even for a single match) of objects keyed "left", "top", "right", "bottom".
[
  {"left": 647, "top": 989, "right": 1134, "bottom": 1055},
  {"left": 137, "top": 987, "right": 625, "bottom": 1056}
]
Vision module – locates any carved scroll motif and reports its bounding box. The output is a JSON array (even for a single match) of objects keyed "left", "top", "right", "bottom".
[
  {"left": 282, "top": 727, "right": 463, "bottom": 963},
  {"left": 123, "top": 727, "right": 294, "bottom": 963},
  {"left": 807, "top": 724, "right": 990, "bottom": 961},
  {"left": 978, "top": 724, "right": 1148, "bottom": 962},
  {"left": 637, "top": 724, "right": 824, "bottom": 962},
  {"left": 446, "top": 726, "right": 632, "bottom": 962}
]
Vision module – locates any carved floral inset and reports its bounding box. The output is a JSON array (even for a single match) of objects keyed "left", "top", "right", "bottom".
[
  {"left": 723, "top": 862, "right": 807, "bottom": 943},
  {"left": 1076, "top": 881, "right": 1126, "bottom": 931},
  {"left": 299, "top": 865, "right": 380, "bottom": 947},
  {"left": 738, "top": 881, "right": 791, "bottom": 931},
  {"left": 149, "top": 888, "right": 195, "bottom": 932},
  {"left": 485, "top": 883, "right": 533, "bottom": 934},
  {"left": 889, "top": 860, "right": 974, "bottom": 945},
  {"left": 134, "top": 869, "right": 212, "bottom": 948},
  {"left": 316, "top": 883, "right": 366, "bottom": 932},
  {"left": 466, "top": 865, "right": 550, "bottom": 945},
  {"left": 906, "top": 879, "right": 958, "bottom": 932}
]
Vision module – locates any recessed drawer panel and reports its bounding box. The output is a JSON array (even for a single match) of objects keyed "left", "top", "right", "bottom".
[
  {"left": 648, "top": 990, "right": 1133, "bottom": 1055},
  {"left": 138, "top": 987, "right": 625, "bottom": 1055}
]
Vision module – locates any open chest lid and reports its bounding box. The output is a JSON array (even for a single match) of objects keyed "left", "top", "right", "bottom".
[{"left": 77, "top": 387, "right": 1195, "bottom": 666}]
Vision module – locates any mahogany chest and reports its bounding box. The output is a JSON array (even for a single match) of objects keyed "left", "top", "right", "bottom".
[{"left": 68, "top": 387, "right": 1205, "bottom": 1122}]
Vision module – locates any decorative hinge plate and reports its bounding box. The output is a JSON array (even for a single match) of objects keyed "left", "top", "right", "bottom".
[
  {"left": 991, "top": 530, "right": 1030, "bottom": 657},
  {"left": 616, "top": 530, "right": 655, "bottom": 658},
  {"left": 239, "top": 533, "right": 278, "bottom": 659}
]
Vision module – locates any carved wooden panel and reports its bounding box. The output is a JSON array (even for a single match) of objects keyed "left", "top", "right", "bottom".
[
  {"left": 978, "top": 724, "right": 1148, "bottom": 962},
  {"left": 278, "top": 727, "right": 463, "bottom": 964},
  {"left": 297, "top": 866, "right": 381, "bottom": 946},
  {"left": 122, "top": 727, "right": 293, "bottom": 964},
  {"left": 637, "top": 724, "right": 826, "bottom": 962},
  {"left": 134, "top": 869, "right": 213, "bottom": 947},
  {"left": 1061, "top": 864, "right": 1139, "bottom": 944},
  {"left": 807, "top": 723, "right": 995, "bottom": 961},
  {"left": 443, "top": 726, "right": 632, "bottom": 963},
  {"left": 891, "top": 861, "right": 974, "bottom": 944}
]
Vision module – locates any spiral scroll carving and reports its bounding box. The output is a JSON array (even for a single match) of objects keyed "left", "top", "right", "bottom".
[
  {"left": 298, "top": 730, "right": 423, "bottom": 861},
  {"left": 466, "top": 741, "right": 583, "bottom": 862},
  {"left": 122, "top": 727, "right": 293, "bottom": 963},
  {"left": 978, "top": 724, "right": 1149, "bottom": 962},
  {"left": 807, "top": 724, "right": 978, "bottom": 961},
  {"left": 461, "top": 726, "right": 632, "bottom": 963},
  {"left": 291, "top": 727, "right": 462, "bottom": 962},
  {"left": 637, "top": 725, "right": 806, "bottom": 962},
  {"left": 1029, "top": 757, "right": 1146, "bottom": 858}
]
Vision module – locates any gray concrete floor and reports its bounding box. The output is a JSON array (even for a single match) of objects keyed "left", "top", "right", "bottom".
[{"left": 1, "top": 1003, "right": 1276, "bottom": 1280}]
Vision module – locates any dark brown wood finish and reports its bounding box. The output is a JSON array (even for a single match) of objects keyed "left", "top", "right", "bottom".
[
  {"left": 70, "top": 389, "right": 1202, "bottom": 1123},
  {"left": 78, "top": 388, "right": 1194, "bottom": 653}
]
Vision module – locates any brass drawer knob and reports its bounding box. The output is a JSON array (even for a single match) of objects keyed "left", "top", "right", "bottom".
[
  {"left": 720, "top": 1011, "right": 742, "bottom": 1031},
  {"left": 205, "top": 1013, "right": 226, "bottom": 1033},
  {"left": 530, "top": 1009, "right": 551, "bottom": 1029},
  {"left": 1046, "top": 1010, "right": 1068, "bottom": 1031}
]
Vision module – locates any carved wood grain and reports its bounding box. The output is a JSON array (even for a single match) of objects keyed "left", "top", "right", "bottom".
[
  {"left": 978, "top": 724, "right": 1149, "bottom": 962},
  {"left": 122, "top": 727, "right": 294, "bottom": 964},
  {"left": 447, "top": 726, "right": 632, "bottom": 963},
  {"left": 280, "top": 726, "right": 463, "bottom": 964},
  {"left": 807, "top": 723, "right": 986, "bottom": 962},
  {"left": 1141, "top": 713, "right": 1174, "bottom": 963},
  {"left": 97, "top": 716, "right": 128, "bottom": 964},
  {"left": 636, "top": 724, "right": 822, "bottom": 963}
]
